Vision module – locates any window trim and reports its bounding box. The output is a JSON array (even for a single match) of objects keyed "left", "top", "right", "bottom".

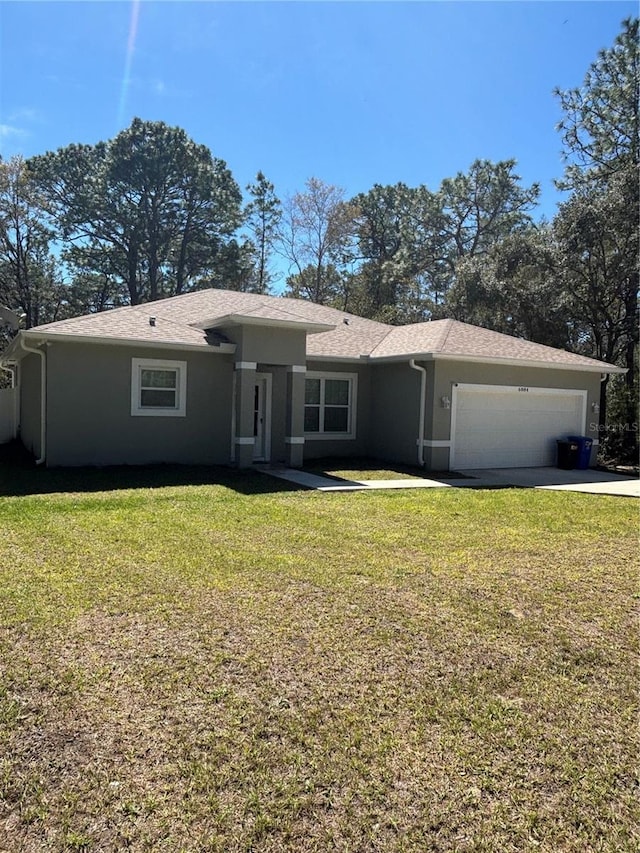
[
  {"left": 131, "top": 357, "right": 187, "bottom": 417},
  {"left": 304, "top": 371, "right": 357, "bottom": 440}
]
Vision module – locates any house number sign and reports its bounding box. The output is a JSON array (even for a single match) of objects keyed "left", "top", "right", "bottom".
[{"left": 518, "top": 387, "right": 529, "bottom": 392}]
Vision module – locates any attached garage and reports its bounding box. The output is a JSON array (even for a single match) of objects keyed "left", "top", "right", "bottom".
[{"left": 450, "top": 383, "right": 587, "bottom": 469}]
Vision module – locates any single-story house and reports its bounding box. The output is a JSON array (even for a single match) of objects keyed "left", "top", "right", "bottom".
[{"left": 0, "top": 288, "right": 625, "bottom": 470}]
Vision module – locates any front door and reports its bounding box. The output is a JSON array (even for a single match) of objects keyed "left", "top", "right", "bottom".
[{"left": 253, "top": 374, "right": 272, "bottom": 461}]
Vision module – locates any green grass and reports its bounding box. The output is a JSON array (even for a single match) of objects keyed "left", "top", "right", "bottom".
[
  {"left": 302, "top": 456, "right": 467, "bottom": 481},
  {"left": 0, "top": 465, "right": 638, "bottom": 852}
]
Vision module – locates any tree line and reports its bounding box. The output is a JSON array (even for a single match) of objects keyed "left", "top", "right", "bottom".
[{"left": 0, "top": 18, "right": 637, "bottom": 459}]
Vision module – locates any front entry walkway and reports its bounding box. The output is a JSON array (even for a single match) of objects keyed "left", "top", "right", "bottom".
[
  {"left": 257, "top": 465, "right": 639, "bottom": 497},
  {"left": 256, "top": 466, "right": 495, "bottom": 492}
]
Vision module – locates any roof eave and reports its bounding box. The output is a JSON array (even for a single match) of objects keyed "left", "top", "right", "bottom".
[
  {"left": 201, "top": 314, "right": 336, "bottom": 334},
  {"left": 432, "top": 352, "right": 626, "bottom": 373},
  {"left": 15, "top": 330, "right": 237, "bottom": 355},
  {"left": 368, "top": 351, "right": 625, "bottom": 373},
  {"left": 305, "top": 353, "right": 368, "bottom": 364}
]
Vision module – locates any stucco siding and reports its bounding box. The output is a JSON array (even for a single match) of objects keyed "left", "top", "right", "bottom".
[
  {"left": 45, "top": 342, "right": 234, "bottom": 467},
  {"left": 19, "top": 354, "right": 42, "bottom": 458},
  {"left": 368, "top": 362, "right": 423, "bottom": 466},
  {"left": 225, "top": 326, "right": 307, "bottom": 367},
  {"left": 0, "top": 387, "right": 17, "bottom": 444},
  {"left": 14, "top": 333, "right": 607, "bottom": 470}
]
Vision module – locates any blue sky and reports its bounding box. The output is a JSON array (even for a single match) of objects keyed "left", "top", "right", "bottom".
[{"left": 0, "top": 1, "right": 635, "bottom": 221}]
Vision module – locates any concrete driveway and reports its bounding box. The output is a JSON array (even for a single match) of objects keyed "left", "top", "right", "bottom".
[{"left": 459, "top": 467, "right": 640, "bottom": 497}]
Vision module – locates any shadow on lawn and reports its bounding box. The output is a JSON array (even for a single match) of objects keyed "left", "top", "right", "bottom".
[{"left": 0, "top": 441, "right": 301, "bottom": 497}]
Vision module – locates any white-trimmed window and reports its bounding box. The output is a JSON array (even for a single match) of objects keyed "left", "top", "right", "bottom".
[
  {"left": 131, "top": 358, "right": 187, "bottom": 417},
  {"left": 304, "top": 372, "right": 357, "bottom": 439}
]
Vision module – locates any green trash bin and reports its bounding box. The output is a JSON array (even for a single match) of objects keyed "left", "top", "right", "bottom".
[
  {"left": 556, "top": 439, "right": 579, "bottom": 470},
  {"left": 567, "top": 435, "right": 594, "bottom": 470}
]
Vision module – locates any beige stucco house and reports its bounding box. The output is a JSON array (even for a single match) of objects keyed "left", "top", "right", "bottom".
[{"left": 0, "top": 288, "right": 625, "bottom": 470}]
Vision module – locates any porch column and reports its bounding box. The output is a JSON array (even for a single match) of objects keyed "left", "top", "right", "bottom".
[
  {"left": 234, "top": 361, "right": 257, "bottom": 468},
  {"left": 285, "top": 365, "right": 306, "bottom": 468}
]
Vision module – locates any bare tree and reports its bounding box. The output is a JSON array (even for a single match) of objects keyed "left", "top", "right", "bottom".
[{"left": 278, "top": 177, "right": 356, "bottom": 304}]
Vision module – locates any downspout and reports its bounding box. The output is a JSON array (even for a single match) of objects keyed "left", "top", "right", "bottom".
[
  {"left": 409, "top": 359, "right": 426, "bottom": 467},
  {"left": 18, "top": 337, "right": 47, "bottom": 465}
]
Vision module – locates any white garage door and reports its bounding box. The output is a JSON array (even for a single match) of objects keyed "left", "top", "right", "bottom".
[{"left": 451, "top": 384, "right": 587, "bottom": 469}]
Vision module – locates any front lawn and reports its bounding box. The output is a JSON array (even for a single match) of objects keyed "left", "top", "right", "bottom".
[
  {"left": 0, "top": 470, "right": 637, "bottom": 852},
  {"left": 302, "top": 456, "right": 425, "bottom": 480},
  {"left": 302, "top": 456, "right": 468, "bottom": 480}
]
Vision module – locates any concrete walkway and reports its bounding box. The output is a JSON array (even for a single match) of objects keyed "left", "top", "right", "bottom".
[
  {"left": 258, "top": 465, "right": 639, "bottom": 497},
  {"left": 256, "top": 466, "right": 494, "bottom": 491}
]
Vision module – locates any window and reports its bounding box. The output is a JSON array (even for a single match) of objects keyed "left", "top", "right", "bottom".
[
  {"left": 131, "top": 358, "right": 187, "bottom": 417},
  {"left": 304, "top": 372, "right": 357, "bottom": 439}
]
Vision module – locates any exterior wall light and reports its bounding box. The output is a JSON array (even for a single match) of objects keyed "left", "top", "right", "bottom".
[
  {"left": 592, "top": 402, "right": 600, "bottom": 413},
  {"left": 441, "top": 396, "right": 451, "bottom": 409}
]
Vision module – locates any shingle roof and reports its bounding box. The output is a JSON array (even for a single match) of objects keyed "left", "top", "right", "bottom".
[
  {"left": 368, "top": 319, "right": 616, "bottom": 370},
  {"left": 27, "top": 309, "right": 214, "bottom": 348},
  {"left": 205, "top": 303, "right": 335, "bottom": 332},
  {"left": 15, "top": 287, "right": 622, "bottom": 372}
]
